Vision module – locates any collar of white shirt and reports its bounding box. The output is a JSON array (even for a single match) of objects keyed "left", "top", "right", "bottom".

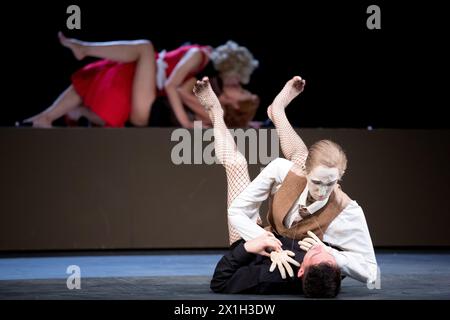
[{"left": 298, "top": 184, "right": 330, "bottom": 215}]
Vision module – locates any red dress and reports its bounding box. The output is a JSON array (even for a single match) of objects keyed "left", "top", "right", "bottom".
[{"left": 71, "top": 44, "right": 211, "bottom": 127}]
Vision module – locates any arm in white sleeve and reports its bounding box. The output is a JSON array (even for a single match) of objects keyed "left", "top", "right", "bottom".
[
  {"left": 325, "top": 203, "right": 378, "bottom": 285},
  {"left": 228, "top": 158, "right": 294, "bottom": 240},
  {"left": 330, "top": 248, "right": 378, "bottom": 285}
]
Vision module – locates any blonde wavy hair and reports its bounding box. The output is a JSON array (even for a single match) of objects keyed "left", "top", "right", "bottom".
[
  {"left": 305, "top": 140, "right": 348, "bottom": 178},
  {"left": 210, "top": 41, "right": 259, "bottom": 85}
]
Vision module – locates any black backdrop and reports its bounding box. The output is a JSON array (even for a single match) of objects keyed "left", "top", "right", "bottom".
[{"left": 1, "top": 0, "right": 448, "bottom": 128}]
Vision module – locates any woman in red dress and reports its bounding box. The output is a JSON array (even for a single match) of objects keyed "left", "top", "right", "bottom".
[{"left": 22, "top": 33, "right": 259, "bottom": 128}]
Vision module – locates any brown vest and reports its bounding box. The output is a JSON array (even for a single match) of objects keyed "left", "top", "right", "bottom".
[{"left": 266, "top": 170, "right": 351, "bottom": 240}]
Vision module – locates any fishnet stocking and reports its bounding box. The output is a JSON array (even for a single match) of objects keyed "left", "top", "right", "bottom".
[
  {"left": 268, "top": 76, "right": 309, "bottom": 175},
  {"left": 194, "top": 78, "right": 261, "bottom": 245}
]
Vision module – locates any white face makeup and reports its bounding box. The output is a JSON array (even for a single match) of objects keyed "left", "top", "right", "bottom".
[{"left": 306, "top": 165, "right": 340, "bottom": 201}]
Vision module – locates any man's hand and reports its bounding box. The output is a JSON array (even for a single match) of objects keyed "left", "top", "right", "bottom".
[
  {"left": 244, "top": 232, "right": 283, "bottom": 257},
  {"left": 298, "top": 230, "right": 331, "bottom": 252},
  {"left": 269, "top": 250, "right": 301, "bottom": 279}
]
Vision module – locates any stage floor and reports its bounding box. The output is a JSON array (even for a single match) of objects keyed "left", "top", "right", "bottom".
[{"left": 1, "top": 250, "right": 449, "bottom": 300}]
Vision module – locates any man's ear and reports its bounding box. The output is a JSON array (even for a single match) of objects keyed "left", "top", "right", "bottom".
[{"left": 298, "top": 264, "right": 305, "bottom": 278}]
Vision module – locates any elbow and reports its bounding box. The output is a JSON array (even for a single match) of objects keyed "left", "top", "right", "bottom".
[
  {"left": 164, "top": 81, "right": 177, "bottom": 94},
  {"left": 227, "top": 209, "right": 236, "bottom": 226},
  {"left": 210, "top": 265, "right": 229, "bottom": 293},
  {"left": 227, "top": 207, "right": 239, "bottom": 224},
  {"left": 210, "top": 279, "right": 225, "bottom": 293},
  {"left": 177, "top": 87, "right": 189, "bottom": 101},
  {"left": 367, "top": 262, "right": 379, "bottom": 285},
  {"left": 227, "top": 209, "right": 242, "bottom": 234}
]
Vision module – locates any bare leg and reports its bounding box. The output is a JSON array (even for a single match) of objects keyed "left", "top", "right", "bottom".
[
  {"left": 23, "top": 85, "right": 83, "bottom": 128},
  {"left": 129, "top": 42, "right": 157, "bottom": 126},
  {"left": 59, "top": 32, "right": 157, "bottom": 126},
  {"left": 66, "top": 106, "right": 106, "bottom": 126},
  {"left": 194, "top": 77, "right": 260, "bottom": 245},
  {"left": 268, "top": 76, "right": 309, "bottom": 174},
  {"left": 59, "top": 32, "right": 152, "bottom": 62}
]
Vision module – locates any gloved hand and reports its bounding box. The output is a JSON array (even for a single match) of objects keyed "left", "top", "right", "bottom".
[
  {"left": 298, "top": 230, "right": 332, "bottom": 253},
  {"left": 269, "top": 250, "right": 301, "bottom": 279}
]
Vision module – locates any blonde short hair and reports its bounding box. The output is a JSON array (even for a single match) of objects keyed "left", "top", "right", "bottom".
[
  {"left": 210, "top": 41, "right": 259, "bottom": 85},
  {"left": 305, "top": 140, "right": 348, "bottom": 177}
]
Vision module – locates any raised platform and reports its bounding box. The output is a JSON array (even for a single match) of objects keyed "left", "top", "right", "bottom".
[{"left": 1, "top": 128, "right": 450, "bottom": 250}]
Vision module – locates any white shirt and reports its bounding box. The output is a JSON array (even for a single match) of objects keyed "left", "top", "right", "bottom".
[{"left": 228, "top": 157, "right": 378, "bottom": 285}]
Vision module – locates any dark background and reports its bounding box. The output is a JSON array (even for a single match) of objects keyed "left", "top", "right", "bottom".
[{"left": 0, "top": 0, "right": 448, "bottom": 128}]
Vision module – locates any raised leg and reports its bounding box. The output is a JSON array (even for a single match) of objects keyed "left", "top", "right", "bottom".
[
  {"left": 59, "top": 32, "right": 152, "bottom": 62},
  {"left": 193, "top": 77, "right": 258, "bottom": 245},
  {"left": 59, "top": 32, "right": 157, "bottom": 126},
  {"left": 129, "top": 42, "right": 157, "bottom": 126},
  {"left": 268, "top": 76, "right": 309, "bottom": 174}
]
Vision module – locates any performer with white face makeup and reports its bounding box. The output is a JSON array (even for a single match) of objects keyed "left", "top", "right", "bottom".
[
  {"left": 226, "top": 76, "right": 378, "bottom": 287},
  {"left": 307, "top": 166, "right": 339, "bottom": 201},
  {"left": 193, "top": 75, "right": 377, "bottom": 296},
  {"left": 193, "top": 77, "right": 342, "bottom": 297}
]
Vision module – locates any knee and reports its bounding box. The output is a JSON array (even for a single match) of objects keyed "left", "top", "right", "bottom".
[
  {"left": 130, "top": 100, "right": 155, "bottom": 126},
  {"left": 129, "top": 112, "right": 149, "bottom": 127},
  {"left": 164, "top": 81, "right": 175, "bottom": 92},
  {"left": 234, "top": 152, "right": 248, "bottom": 166},
  {"left": 224, "top": 154, "right": 248, "bottom": 169},
  {"left": 137, "top": 40, "right": 154, "bottom": 55}
]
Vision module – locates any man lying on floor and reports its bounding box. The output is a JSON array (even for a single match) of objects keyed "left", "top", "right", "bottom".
[{"left": 210, "top": 230, "right": 341, "bottom": 298}]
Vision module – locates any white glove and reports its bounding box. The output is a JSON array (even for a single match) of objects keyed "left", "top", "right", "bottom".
[
  {"left": 298, "top": 230, "right": 331, "bottom": 252},
  {"left": 269, "top": 250, "right": 301, "bottom": 279}
]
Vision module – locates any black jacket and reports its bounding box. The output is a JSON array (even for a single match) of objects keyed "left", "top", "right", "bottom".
[{"left": 210, "top": 236, "right": 306, "bottom": 294}]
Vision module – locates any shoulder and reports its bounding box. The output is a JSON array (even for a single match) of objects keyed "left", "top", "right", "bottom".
[
  {"left": 184, "top": 47, "right": 203, "bottom": 58},
  {"left": 169, "top": 45, "right": 204, "bottom": 61},
  {"left": 255, "top": 158, "right": 295, "bottom": 185},
  {"left": 331, "top": 186, "right": 368, "bottom": 219},
  {"left": 345, "top": 200, "right": 364, "bottom": 215},
  {"left": 334, "top": 185, "right": 354, "bottom": 209},
  {"left": 264, "top": 158, "right": 295, "bottom": 177},
  {"left": 172, "top": 47, "right": 205, "bottom": 70},
  {"left": 183, "top": 45, "right": 212, "bottom": 57},
  {"left": 339, "top": 198, "right": 367, "bottom": 222}
]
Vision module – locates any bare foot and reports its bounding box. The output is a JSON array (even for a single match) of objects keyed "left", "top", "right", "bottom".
[
  {"left": 291, "top": 76, "right": 306, "bottom": 93},
  {"left": 22, "top": 115, "right": 52, "bottom": 128},
  {"left": 58, "top": 32, "right": 86, "bottom": 60},
  {"left": 269, "top": 76, "right": 306, "bottom": 119},
  {"left": 193, "top": 77, "right": 224, "bottom": 120}
]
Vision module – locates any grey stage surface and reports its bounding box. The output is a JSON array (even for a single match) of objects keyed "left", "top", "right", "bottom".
[{"left": 0, "top": 250, "right": 449, "bottom": 300}]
